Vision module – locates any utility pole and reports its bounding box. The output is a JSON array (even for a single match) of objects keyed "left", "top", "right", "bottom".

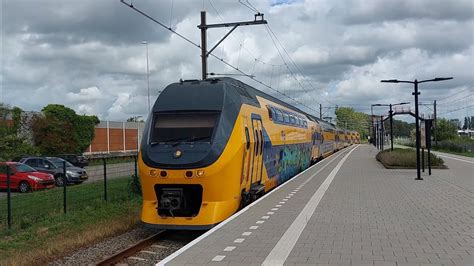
[
  {"left": 320, "top": 104, "right": 322, "bottom": 119},
  {"left": 434, "top": 100, "right": 437, "bottom": 148},
  {"left": 200, "top": 12, "right": 207, "bottom": 81},
  {"left": 389, "top": 104, "right": 394, "bottom": 151},
  {"left": 198, "top": 11, "right": 267, "bottom": 80}
]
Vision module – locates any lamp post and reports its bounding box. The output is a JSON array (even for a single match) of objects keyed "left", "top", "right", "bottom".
[
  {"left": 380, "top": 77, "right": 453, "bottom": 180},
  {"left": 372, "top": 102, "right": 410, "bottom": 151},
  {"left": 142, "top": 41, "right": 150, "bottom": 114}
]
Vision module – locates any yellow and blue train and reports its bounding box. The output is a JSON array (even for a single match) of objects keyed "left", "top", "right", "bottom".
[{"left": 139, "top": 78, "right": 360, "bottom": 229}]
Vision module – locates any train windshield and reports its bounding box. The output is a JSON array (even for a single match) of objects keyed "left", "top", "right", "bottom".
[{"left": 151, "top": 112, "right": 220, "bottom": 144}]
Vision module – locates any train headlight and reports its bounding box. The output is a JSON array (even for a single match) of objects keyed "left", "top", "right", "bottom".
[
  {"left": 196, "top": 169, "right": 205, "bottom": 177},
  {"left": 149, "top": 169, "right": 157, "bottom": 177}
]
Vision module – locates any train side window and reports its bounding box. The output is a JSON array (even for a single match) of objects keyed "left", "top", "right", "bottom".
[
  {"left": 259, "top": 130, "right": 264, "bottom": 155},
  {"left": 255, "top": 130, "right": 259, "bottom": 156},
  {"left": 283, "top": 113, "right": 289, "bottom": 123},
  {"left": 245, "top": 127, "right": 250, "bottom": 150},
  {"left": 289, "top": 115, "right": 295, "bottom": 125},
  {"left": 276, "top": 109, "right": 283, "bottom": 122},
  {"left": 267, "top": 106, "right": 273, "bottom": 120}
]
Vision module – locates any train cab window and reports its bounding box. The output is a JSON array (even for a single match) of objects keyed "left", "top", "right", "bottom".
[
  {"left": 151, "top": 112, "right": 219, "bottom": 144},
  {"left": 283, "top": 113, "right": 289, "bottom": 123},
  {"left": 276, "top": 109, "right": 284, "bottom": 122},
  {"left": 297, "top": 117, "right": 302, "bottom": 126},
  {"left": 245, "top": 127, "right": 250, "bottom": 150},
  {"left": 303, "top": 120, "right": 307, "bottom": 127}
]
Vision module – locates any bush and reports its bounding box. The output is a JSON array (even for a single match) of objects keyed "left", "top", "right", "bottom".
[
  {"left": 435, "top": 137, "right": 474, "bottom": 153},
  {"left": 376, "top": 148, "right": 445, "bottom": 168}
]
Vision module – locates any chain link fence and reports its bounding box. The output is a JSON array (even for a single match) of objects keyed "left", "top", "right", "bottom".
[{"left": 0, "top": 156, "right": 140, "bottom": 231}]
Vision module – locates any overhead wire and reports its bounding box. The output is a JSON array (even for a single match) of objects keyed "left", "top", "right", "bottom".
[
  {"left": 119, "top": 0, "right": 321, "bottom": 115},
  {"left": 438, "top": 104, "right": 474, "bottom": 115}
]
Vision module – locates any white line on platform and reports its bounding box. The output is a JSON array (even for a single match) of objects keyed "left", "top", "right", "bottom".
[
  {"left": 256, "top": 220, "right": 265, "bottom": 224},
  {"left": 242, "top": 232, "right": 252, "bottom": 236},
  {"left": 267, "top": 212, "right": 275, "bottom": 214},
  {"left": 211, "top": 255, "right": 225, "bottom": 261},
  {"left": 223, "top": 246, "right": 235, "bottom": 251},
  {"left": 436, "top": 154, "right": 474, "bottom": 164},
  {"left": 233, "top": 238, "right": 245, "bottom": 243},
  {"left": 157, "top": 148, "right": 348, "bottom": 266},
  {"left": 249, "top": 226, "right": 258, "bottom": 230},
  {"left": 262, "top": 145, "right": 359, "bottom": 265}
]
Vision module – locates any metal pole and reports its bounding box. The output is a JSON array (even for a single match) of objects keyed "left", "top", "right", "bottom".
[
  {"left": 134, "top": 155, "right": 138, "bottom": 178},
  {"left": 6, "top": 166, "right": 12, "bottom": 229},
  {"left": 381, "top": 115, "right": 384, "bottom": 150},
  {"left": 371, "top": 106, "right": 375, "bottom": 146},
  {"left": 145, "top": 42, "right": 150, "bottom": 113},
  {"left": 63, "top": 160, "right": 67, "bottom": 213},
  {"left": 200, "top": 11, "right": 207, "bottom": 80},
  {"left": 320, "top": 104, "right": 322, "bottom": 120},
  {"left": 103, "top": 157, "right": 107, "bottom": 202},
  {"left": 414, "top": 80, "right": 422, "bottom": 180},
  {"left": 434, "top": 100, "right": 437, "bottom": 148},
  {"left": 390, "top": 104, "right": 394, "bottom": 151},
  {"left": 427, "top": 119, "right": 432, "bottom": 175},
  {"left": 421, "top": 148, "right": 425, "bottom": 172}
]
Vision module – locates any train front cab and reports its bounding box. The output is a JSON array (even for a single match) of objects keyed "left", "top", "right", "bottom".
[{"left": 139, "top": 78, "right": 313, "bottom": 230}]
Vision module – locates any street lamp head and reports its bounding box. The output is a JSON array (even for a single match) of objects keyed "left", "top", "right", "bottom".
[
  {"left": 394, "top": 102, "right": 410, "bottom": 106},
  {"left": 432, "top": 77, "right": 453, "bottom": 81},
  {"left": 142, "top": 41, "right": 148, "bottom": 44},
  {"left": 380, "top": 79, "right": 399, "bottom": 83}
]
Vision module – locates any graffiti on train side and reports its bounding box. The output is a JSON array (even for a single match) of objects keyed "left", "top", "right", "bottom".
[{"left": 264, "top": 143, "right": 311, "bottom": 184}]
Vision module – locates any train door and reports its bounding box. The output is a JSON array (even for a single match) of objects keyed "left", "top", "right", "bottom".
[
  {"left": 251, "top": 118, "right": 264, "bottom": 185},
  {"left": 242, "top": 124, "right": 252, "bottom": 186}
]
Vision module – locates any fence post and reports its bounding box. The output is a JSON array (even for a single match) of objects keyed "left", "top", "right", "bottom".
[
  {"left": 63, "top": 160, "right": 67, "bottom": 214},
  {"left": 103, "top": 157, "right": 108, "bottom": 202},
  {"left": 6, "top": 166, "right": 12, "bottom": 229},
  {"left": 134, "top": 155, "right": 138, "bottom": 178}
]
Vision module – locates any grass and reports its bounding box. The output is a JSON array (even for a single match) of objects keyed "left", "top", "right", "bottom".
[
  {"left": 0, "top": 177, "right": 142, "bottom": 265},
  {"left": 376, "top": 148, "right": 447, "bottom": 169}
]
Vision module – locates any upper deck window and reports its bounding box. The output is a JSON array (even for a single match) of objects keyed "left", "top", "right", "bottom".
[
  {"left": 151, "top": 112, "right": 219, "bottom": 144},
  {"left": 275, "top": 109, "right": 283, "bottom": 122}
]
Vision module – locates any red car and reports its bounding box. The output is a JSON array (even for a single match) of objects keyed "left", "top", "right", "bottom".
[{"left": 0, "top": 162, "right": 55, "bottom": 193}]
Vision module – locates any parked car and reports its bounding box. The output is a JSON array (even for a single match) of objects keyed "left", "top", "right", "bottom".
[
  {"left": 0, "top": 162, "right": 55, "bottom": 193},
  {"left": 56, "top": 154, "right": 89, "bottom": 168},
  {"left": 18, "top": 156, "right": 88, "bottom": 186}
]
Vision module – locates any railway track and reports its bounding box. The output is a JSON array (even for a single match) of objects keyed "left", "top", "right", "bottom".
[{"left": 96, "top": 230, "right": 203, "bottom": 265}]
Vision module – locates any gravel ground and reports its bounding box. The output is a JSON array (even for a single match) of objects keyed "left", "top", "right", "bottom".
[
  {"left": 50, "top": 225, "right": 204, "bottom": 265},
  {"left": 50, "top": 225, "right": 158, "bottom": 265}
]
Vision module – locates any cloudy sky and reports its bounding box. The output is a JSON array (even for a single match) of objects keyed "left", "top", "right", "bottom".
[{"left": 1, "top": 0, "right": 473, "bottom": 123}]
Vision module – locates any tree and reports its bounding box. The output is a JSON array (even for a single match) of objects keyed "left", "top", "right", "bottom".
[
  {"left": 0, "top": 103, "right": 37, "bottom": 160},
  {"left": 31, "top": 104, "right": 99, "bottom": 154},
  {"left": 127, "top": 116, "right": 144, "bottom": 122},
  {"left": 436, "top": 118, "right": 458, "bottom": 141},
  {"left": 462, "top": 116, "right": 471, "bottom": 130},
  {"left": 335, "top": 107, "right": 369, "bottom": 139}
]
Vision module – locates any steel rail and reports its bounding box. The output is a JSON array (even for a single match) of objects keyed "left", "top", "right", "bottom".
[{"left": 96, "top": 230, "right": 166, "bottom": 265}]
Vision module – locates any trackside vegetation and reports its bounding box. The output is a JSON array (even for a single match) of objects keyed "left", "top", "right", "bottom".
[
  {"left": 0, "top": 177, "right": 142, "bottom": 265},
  {"left": 376, "top": 148, "right": 446, "bottom": 169}
]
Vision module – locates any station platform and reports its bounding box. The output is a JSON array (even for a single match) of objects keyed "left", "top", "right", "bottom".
[{"left": 159, "top": 145, "right": 473, "bottom": 266}]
